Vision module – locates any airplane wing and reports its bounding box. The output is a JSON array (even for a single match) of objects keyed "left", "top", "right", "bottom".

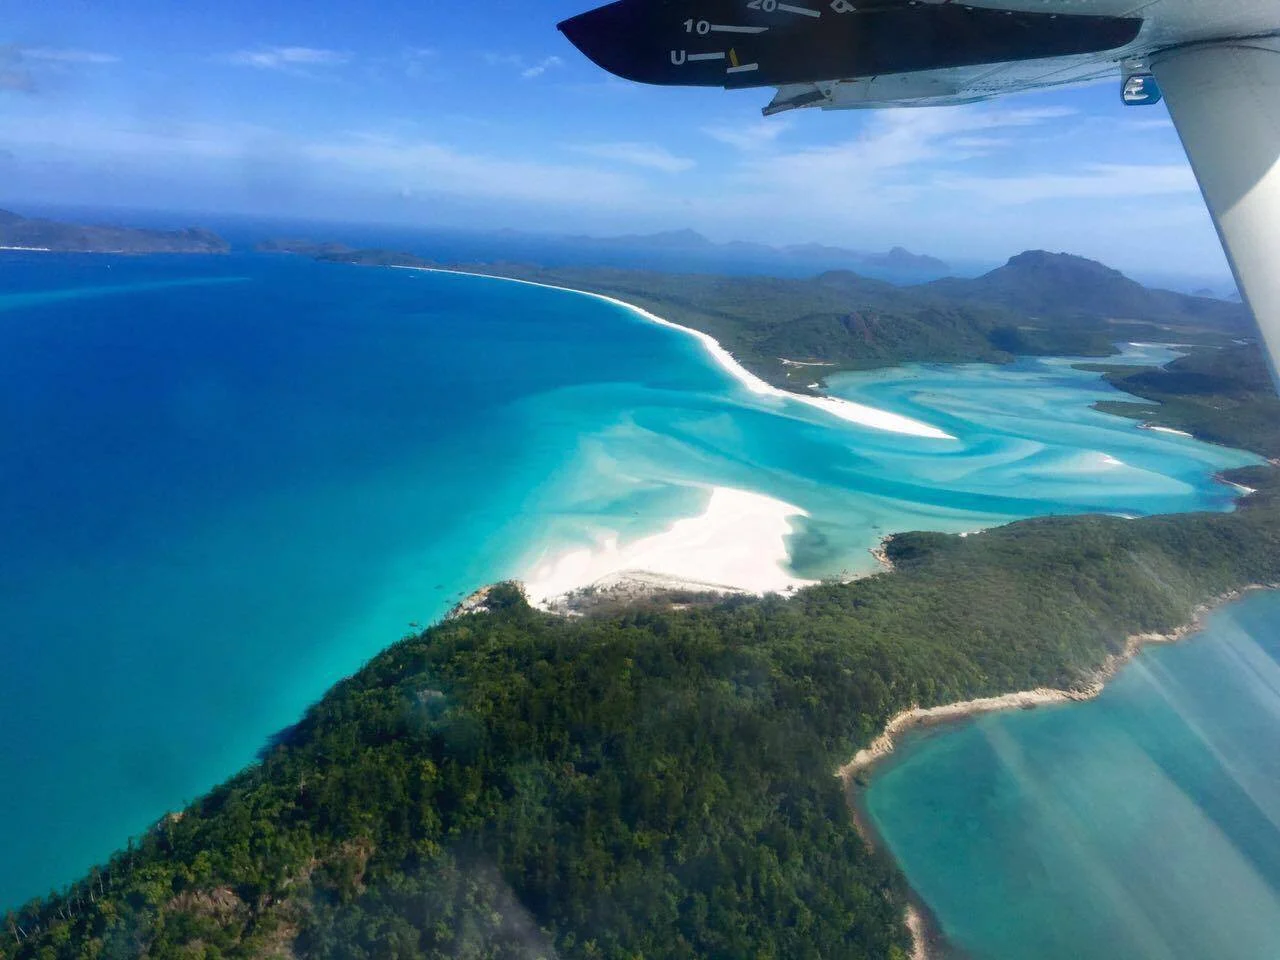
[
  {"left": 559, "top": 0, "right": 1280, "bottom": 386},
  {"left": 557, "top": 0, "right": 1141, "bottom": 102}
]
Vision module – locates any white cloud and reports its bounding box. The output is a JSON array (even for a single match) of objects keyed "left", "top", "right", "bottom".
[
  {"left": 521, "top": 56, "right": 562, "bottom": 79},
  {"left": 948, "top": 136, "right": 1012, "bottom": 151},
  {"left": 703, "top": 119, "right": 791, "bottom": 152},
  {"left": 714, "top": 105, "right": 1087, "bottom": 210},
  {"left": 572, "top": 142, "right": 694, "bottom": 173},
  {"left": 938, "top": 162, "right": 1199, "bottom": 204},
  {"left": 227, "top": 46, "right": 348, "bottom": 70},
  {"left": 1127, "top": 117, "right": 1175, "bottom": 131},
  {"left": 0, "top": 44, "right": 118, "bottom": 92},
  {"left": 306, "top": 131, "right": 640, "bottom": 205},
  {"left": 0, "top": 94, "right": 1220, "bottom": 276},
  {"left": 1, "top": 113, "right": 652, "bottom": 210},
  {"left": 22, "top": 48, "right": 119, "bottom": 64},
  {"left": 483, "top": 53, "right": 563, "bottom": 79}
]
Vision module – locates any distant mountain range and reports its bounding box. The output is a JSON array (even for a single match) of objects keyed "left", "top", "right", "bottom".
[
  {"left": 564, "top": 228, "right": 951, "bottom": 276},
  {"left": 0, "top": 209, "right": 229, "bottom": 255}
]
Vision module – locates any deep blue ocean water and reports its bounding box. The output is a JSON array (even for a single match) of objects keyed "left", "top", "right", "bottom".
[
  {"left": 866, "top": 590, "right": 1280, "bottom": 960},
  {"left": 0, "top": 250, "right": 1262, "bottom": 909}
]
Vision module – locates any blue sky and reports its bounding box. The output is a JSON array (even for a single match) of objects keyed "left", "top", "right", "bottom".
[{"left": 0, "top": 0, "right": 1231, "bottom": 280}]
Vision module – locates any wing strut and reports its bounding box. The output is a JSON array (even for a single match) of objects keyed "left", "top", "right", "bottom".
[{"left": 1153, "top": 40, "right": 1280, "bottom": 377}]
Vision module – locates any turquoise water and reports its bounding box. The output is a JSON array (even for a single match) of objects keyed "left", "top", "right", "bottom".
[
  {"left": 866, "top": 590, "right": 1280, "bottom": 960},
  {"left": 0, "top": 252, "right": 1259, "bottom": 907}
]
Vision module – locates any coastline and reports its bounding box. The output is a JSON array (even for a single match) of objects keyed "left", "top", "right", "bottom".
[
  {"left": 839, "top": 582, "right": 1275, "bottom": 960},
  {"left": 521, "top": 486, "right": 817, "bottom": 610},
  {"left": 389, "top": 265, "right": 956, "bottom": 441}
]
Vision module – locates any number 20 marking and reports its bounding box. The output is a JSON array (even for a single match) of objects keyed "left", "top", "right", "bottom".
[{"left": 747, "top": 0, "right": 778, "bottom": 11}]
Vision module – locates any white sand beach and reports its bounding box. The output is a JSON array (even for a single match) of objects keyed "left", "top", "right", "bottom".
[
  {"left": 394, "top": 266, "right": 956, "bottom": 441},
  {"left": 521, "top": 486, "right": 816, "bottom": 607},
  {"left": 1143, "top": 423, "right": 1195, "bottom": 438}
]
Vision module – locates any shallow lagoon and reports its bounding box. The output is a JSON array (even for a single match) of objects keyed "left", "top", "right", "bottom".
[{"left": 866, "top": 590, "right": 1280, "bottom": 960}]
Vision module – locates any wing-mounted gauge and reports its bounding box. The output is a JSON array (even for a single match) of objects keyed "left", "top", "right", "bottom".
[{"left": 558, "top": 0, "right": 1143, "bottom": 90}]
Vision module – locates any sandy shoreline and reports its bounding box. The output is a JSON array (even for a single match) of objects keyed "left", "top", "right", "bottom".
[
  {"left": 521, "top": 486, "right": 817, "bottom": 609},
  {"left": 840, "top": 583, "right": 1275, "bottom": 960},
  {"left": 1141, "top": 422, "right": 1195, "bottom": 438},
  {"left": 392, "top": 265, "right": 955, "bottom": 441},
  {"left": 389, "top": 265, "right": 951, "bottom": 608}
]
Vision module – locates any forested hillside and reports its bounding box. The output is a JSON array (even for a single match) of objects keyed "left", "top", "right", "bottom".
[{"left": 1084, "top": 343, "right": 1280, "bottom": 457}]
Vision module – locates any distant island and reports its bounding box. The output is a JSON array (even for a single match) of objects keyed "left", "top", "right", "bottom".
[
  {"left": 561, "top": 227, "right": 952, "bottom": 275},
  {"left": 255, "top": 238, "right": 431, "bottom": 267},
  {"left": 0, "top": 209, "right": 229, "bottom": 255}
]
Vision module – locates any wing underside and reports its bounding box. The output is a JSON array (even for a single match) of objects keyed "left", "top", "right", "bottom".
[
  {"left": 559, "top": 0, "right": 1280, "bottom": 113},
  {"left": 765, "top": 53, "right": 1122, "bottom": 114}
]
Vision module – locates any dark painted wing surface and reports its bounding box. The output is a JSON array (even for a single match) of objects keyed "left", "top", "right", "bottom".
[{"left": 558, "top": 0, "right": 1143, "bottom": 89}]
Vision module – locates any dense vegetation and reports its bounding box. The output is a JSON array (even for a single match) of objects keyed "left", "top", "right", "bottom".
[
  {"left": 1084, "top": 343, "right": 1280, "bottom": 458},
  {"left": 8, "top": 462, "right": 1280, "bottom": 960}
]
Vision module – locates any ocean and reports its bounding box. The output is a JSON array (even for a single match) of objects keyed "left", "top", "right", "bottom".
[
  {"left": 865, "top": 590, "right": 1280, "bottom": 960},
  {"left": 0, "top": 250, "right": 1261, "bottom": 909}
]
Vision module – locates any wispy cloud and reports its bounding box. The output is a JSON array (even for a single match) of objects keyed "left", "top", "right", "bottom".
[
  {"left": 227, "top": 46, "right": 348, "bottom": 70},
  {"left": 482, "top": 53, "right": 525, "bottom": 68},
  {"left": 521, "top": 56, "right": 562, "bottom": 79},
  {"left": 1, "top": 113, "right": 652, "bottom": 211},
  {"left": 0, "top": 92, "right": 1218, "bottom": 276},
  {"left": 667, "top": 104, "right": 1136, "bottom": 243},
  {"left": 482, "top": 53, "right": 563, "bottom": 79},
  {"left": 939, "top": 162, "right": 1198, "bottom": 203},
  {"left": 307, "top": 131, "right": 640, "bottom": 205},
  {"left": 572, "top": 141, "right": 694, "bottom": 173},
  {"left": 703, "top": 119, "right": 791, "bottom": 152},
  {"left": 23, "top": 48, "right": 119, "bottom": 64},
  {"left": 0, "top": 44, "right": 118, "bottom": 93},
  {"left": 1128, "top": 117, "right": 1175, "bottom": 131}
]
